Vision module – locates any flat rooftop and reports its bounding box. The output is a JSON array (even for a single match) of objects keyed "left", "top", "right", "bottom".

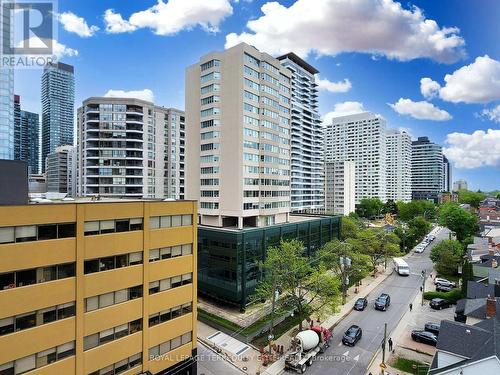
[{"left": 26, "top": 196, "right": 195, "bottom": 205}]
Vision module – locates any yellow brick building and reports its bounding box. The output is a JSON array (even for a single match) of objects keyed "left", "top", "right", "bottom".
[{"left": 0, "top": 199, "right": 197, "bottom": 375}]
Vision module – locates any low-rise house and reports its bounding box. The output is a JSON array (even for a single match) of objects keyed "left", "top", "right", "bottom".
[{"left": 454, "top": 296, "right": 500, "bottom": 325}]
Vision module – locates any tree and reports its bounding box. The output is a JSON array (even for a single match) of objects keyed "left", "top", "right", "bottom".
[
  {"left": 340, "top": 216, "right": 361, "bottom": 240},
  {"left": 435, "top": 248, "right": 461, "bottom": 276},
  {"left": 439, "top": 203, "right": 479, "bottom": 243},
  {"left": 348, "top": 229, "right": 400, "bottom": 273},
  {"left": 457, "top": 190, "right": 486, "bottom": 208},
  {"left": 257, "top": 240, "right": 341, "bottom": 331},
  {"left": 406, "top": 216, "right": 431, "bottom": 247},
  {"left": 383, "top": 199, "right": 398, "bottom": 215},
  {"left": 397, "top": 200, "right": 437, "bottom": 222},
  {"left": 430, "top": 239, "right": 464, "bottom": 263},
  {"left": 461, "top": 260, "right": 473, "bottom": 297},
  {"left": 356, "top": 198, "right": 384, "bottom": 219}
]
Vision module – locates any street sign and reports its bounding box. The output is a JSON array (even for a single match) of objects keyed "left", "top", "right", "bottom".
[{"left": 380, "top": 362, "right": 387, "bottom": 370}]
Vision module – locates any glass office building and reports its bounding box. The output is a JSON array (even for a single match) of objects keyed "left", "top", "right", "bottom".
[
  {"left": 198, "top": 215, "right": 341, "bottom": 309},
  {"left": 0, "top": 67, "right": 14, "bottom": 160},
  {"left": 41, "top": 62, "right": 75, "bottom": 172}
]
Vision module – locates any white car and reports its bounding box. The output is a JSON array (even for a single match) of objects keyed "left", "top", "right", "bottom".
[
  {"left": 434, "top": 278, "right": 456, "bottom": 288},
  {"left": 414, "top": 244, "right": 425, "bottom": 253}
]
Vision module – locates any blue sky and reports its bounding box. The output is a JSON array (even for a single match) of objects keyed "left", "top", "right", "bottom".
[{"left": 14, "top": 0, "right": 500, "bottom": 191}]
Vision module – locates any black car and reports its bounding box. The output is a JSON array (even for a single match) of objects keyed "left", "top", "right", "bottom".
[
  {"left": 342, "top": 325, "right": 362, "bottom": 346},
  {"left": 374, "top": 293, "right": 391, "bottom": 311},
  {"left": 430, "top": 298, "right": 451, "bottom": 310},
  {"left": 436, "top": 284, "right": 453, "bottom": 293},
  {"left": 354, "top": 297, "right": 368, "bottom": 311},
  {"left": 424, "top": 322, "right": 440, "bottom": 336},
  {"left": 411, "top": 330, "right": 438, "bottom": 346}
]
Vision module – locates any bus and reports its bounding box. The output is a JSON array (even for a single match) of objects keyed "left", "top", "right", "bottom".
[{"left": 393, "top": 257, "right": 410, "bottom": 276}]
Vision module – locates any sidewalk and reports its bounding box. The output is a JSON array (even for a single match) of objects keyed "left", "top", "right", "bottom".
[{"left": 262, "top": 266, "right": 394, "bottom": 375}]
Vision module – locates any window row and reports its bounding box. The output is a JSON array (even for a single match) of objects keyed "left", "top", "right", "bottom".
[
  {"left": 200, "top": 83, "right": 220, "bottom": 95},
  {"left": 84, "top": 252, "right": 143, "bottom": 274},
  {"left": 149, "top": 302, "right": 192, "bottom": 327},
  {"left": 200, "top": 59, "right": 220, "bottom": 71},
  {"left": 148, "top": 332, "right": 192, "bottom": 358},
  {"left": 149, "top": 214, "right": 192, "bottom": 229},
  {"left": 87, "top": 353, "right": 142, "bottom": 375},
  {"left": 0, "top": 341, "right": 75, "bottom": 375},
  {"left": 149, "top": 244, "right": 192, "bottom": 262},
  {"left": 200, "top": 71, "right": 220, "bottom": 83},
  {"left": 84, "top": 319, "right": 142, "bottom": 351},
  {"left": 84, "top": 218, "right": 143, "bottom": 236},
  {"left": 149, "top": 273, "right": 192, "bottom": 295},
  {"left": 200, "top": 202, "right": 219, "bottom": 209},
  {"left": 200, "top": 166, "right": 219, "bottom": 174},
  {"left": 0, "top": 262, "right": 75, "bottom": 291},
  {"left": 200, "top": 107, "right": 220, "bottom": 117},
  {"left": 0, "top": 222, "right": 76, "bottom": 244},
  {"left": 200, "top": 179, "right": 219, "bottom": 186},
  {"left": 201, "top": 95, "right": 220, "bottom": 105},
  {"left": 200, "top": 119, "right": 220, "bottom": 128},
  {"left": 0, "top": 302, "right": 75, "bottom": 336},
  {"left": 85, "top": 285, "right": 143, "bottom": 312},
  {"left": 200, "top": 142, "right": 219, "bottom": 151}
]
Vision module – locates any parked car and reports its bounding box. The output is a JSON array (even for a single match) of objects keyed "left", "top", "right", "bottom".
[
  {"left": 430, "top": 298, "right": 451, "bottom": 310},
  {"left": 374, "top": 293, "right": 391, "bottom": 311},
  {"left": 434, "top": 278, "right": 456, "bottom": 288},
  {"left": 353, "top": 297, "right": 368, "bottom": 311},
  {"left": 411, "top": 330, "right": 438, "bottom": 346},
  {"left": 414, "top": 244, "right": 425, "bottom": 253},
  {"left": 428, "top": 235, "right": 436, "bottom": 241},
  {"left": 436, "top": 284, "right": 454, "bottom": 292},
  {"left": 424, "top": 322, "right": 440, "bottom": 336},
  {"left": 342, "top": 325, "right": 362, "bottom": 346}
]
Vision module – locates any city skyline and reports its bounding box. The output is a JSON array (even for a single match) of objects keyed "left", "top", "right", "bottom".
[{"left": 12, "top": 0, "right": 500, "bottom": 191}]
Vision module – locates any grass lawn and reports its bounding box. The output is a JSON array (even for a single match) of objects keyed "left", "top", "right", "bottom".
[{"left": 391, "top": 357, "right": 429, "bottom": 374}]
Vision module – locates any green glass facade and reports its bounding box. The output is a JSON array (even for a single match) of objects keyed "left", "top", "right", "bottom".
[{"left": 198, "top": 216, "right": 341, "bottom": 309}]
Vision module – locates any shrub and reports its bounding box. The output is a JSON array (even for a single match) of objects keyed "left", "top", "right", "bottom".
[{"left": 423, "top": 288, "right": 462, "bottom": 304}]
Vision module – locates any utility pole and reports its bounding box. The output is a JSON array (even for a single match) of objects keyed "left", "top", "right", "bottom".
[
  {"left": 421, "top": 270, "right": 426, "bottom": 306},
  {"left": 340, "top": 255, "right": 351, "bottom": 304},
  {"left": 268, "top": 275, "right": 277, "bottom": 354},
  {"left": 381, "top": 322, "right": 387, "bottom": 374}
]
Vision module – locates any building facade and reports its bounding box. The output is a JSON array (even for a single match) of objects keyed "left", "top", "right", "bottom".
[
  {"left": 386, "top": 129, "right": 412, "bottom": 202},
  {"left": 41, "top": 62, "right": 75, "bottom": 172},
  {"left": 453, "top": 179, "right": 468, "bottom": 191},
  {"left": 411, "top": 136, "right": 444, "bottom": 202},
  {"left": 0, "top": 199, "right": 197, "bottom": 375},
  {"left": 324, "top": 112, "right": 387, "bottom": 203},
  {"left": 277, "top": 53, "right": 324, "bottom": 213},
  {"left": 13, "top": 95, "right": 40, "bottom": 174},
  {"left": 442, "top": 155, "right": 452, "bottom": 192},
  {"left": 46, "top": 145, "right": 75, "bottom": 195},
  {"left": 0, "top": 68, "right": 14, "bottom": 160},
  {"left": 198, "top": 215, "right": 340, "bottom": 308},
  {"left": 185, "top": 42, "right": 292, "bottom": 229},
  {"left": 324, "top": 161, "right": 355, "bottom": 216},
  {"left": 77, "top": 97, "right": 185, "bottom": 200}
]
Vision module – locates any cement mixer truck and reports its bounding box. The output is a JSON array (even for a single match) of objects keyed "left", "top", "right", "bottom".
[{"left": 284, "top": 326, "right": 332, "bottom": 373}]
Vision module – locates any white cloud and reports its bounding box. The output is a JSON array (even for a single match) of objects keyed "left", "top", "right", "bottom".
[
  {"left": 389, "top": 98, "right": 451, "bottom": 121},
  {"left": 315, "top": 76, "right": 352, "bottom": 93},
  {"left": 322, "top": 101, "right": 365, "bottom": 124},
  {"left": 104, "top": 89, "right": 155, "bottom": 103},
  {"left": 225, "top": 0, "right": 465, "bottom": 63},
  {"left": 438, "top": 55, "right": 500, "bottom": 103},
  {"left": 104, "top": 0, "right": 233, "bottom": 36},
  {"left": 420, "top": 77, "right": 441, "bottom": 99},
  {"left": 444, "top": 129, "right": 500, "bottom": 169},
  {"left": 19, "top": 37, "right": 78, "bottom": 58},
  {"left": 479, "top": 104, "right": 500, "bottom": 123},
  {"left": 53, "top": 40, "right": 79, "bottom": 58},
  {"left": 57, "top": 11, "right": 99, "bottom": 37}
]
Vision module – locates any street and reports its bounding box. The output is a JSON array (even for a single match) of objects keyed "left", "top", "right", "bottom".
[{"left": 303, "top": 227, "right": 449, "bottom": 375}]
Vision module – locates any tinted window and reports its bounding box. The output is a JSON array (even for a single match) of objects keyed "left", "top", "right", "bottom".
[
  {"left": 37, "top": 224, "right": 58, "bottom": 240},
  {"left": 58, "top": 223, "right": 76, "bottom": 238}
]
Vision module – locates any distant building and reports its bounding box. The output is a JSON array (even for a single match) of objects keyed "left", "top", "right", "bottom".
[
  {"left": 41, "top": 62, "right": 75, "bottom": 172},
  {"left": 77, "top": 97, "right": 185, "bottom": 199},
  {"left": 411, "top": 136, "right": 443, "bottom": 202},
  {"left": 438, "top": 192, "right": 459, "bottom": 204},
  {"left": 0, "top": 160, "right": 28, "bottom": 205},
  {"left": 325, "top": 112, "right": 387, "bottom": 203},
  {"left": 386, "top": 129, "right": 412, "bottom": 202},
  {"left": 277, "top": 53, "right": 324, "bottom": 213},
  {"left": 453, "top": 179, "right": 468, "bottom": 191},
  {"left": 442, "top": 155, "right": 452, "bottom": 192},
  {"left": 14, "top": 95, "right": 40, "bottom": 174},
  {"left": 0, "top": 68, "right": 14, "bottom": 160},
  {"left": 28, "top": 174, "right": 47, "bottom": 194},
  {"left": 325, "top": 161, "right": 355, "bottom": 215},
  {"left": 46, "top": 145, "right": 75, "bottom": 195}
]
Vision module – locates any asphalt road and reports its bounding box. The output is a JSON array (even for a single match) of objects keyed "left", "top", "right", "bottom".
[{"left": 303, "top": 227, "right": 449, "bottom": 375}]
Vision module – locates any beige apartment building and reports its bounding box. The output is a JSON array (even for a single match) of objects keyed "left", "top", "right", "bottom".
[
  {"left": 0, "top": 199, "right": 197, "bottom": 375},
  {"left": 185, "top": 42, "right": 292, "bottom": 229}
]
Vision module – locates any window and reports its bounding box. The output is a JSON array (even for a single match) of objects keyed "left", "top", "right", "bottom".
[
  {"left": 244, "top": 65, "right": 259, "bottom": 78},
  {"left": 15, "top": 226, "right": 36, "bottom": 242},
  {"left": 200, "top": 59, "right": 220, "bottom": 71},
  {"left": 149, "top": 273, "right": 191, "bottom": 295},
  {"left": 15, "top": 312, "right": 36, "bottom": 331},
  {"left": 37, "top": 224, "right": 57, "bottom": 240},
  {"left": 85, "top": 286, "right": 142, "bottom": 312},
  {"left": 0, "top": 227, "right": 14, "bottom": 244},
  {"left": 84, "top": 218, "right": 143, "bottom": 236}
]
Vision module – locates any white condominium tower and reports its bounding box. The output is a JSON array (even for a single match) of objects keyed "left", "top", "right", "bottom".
[
  {"left": 411, "top": 136, "right": 444, "bottom": 202},
  {"left": 325, "top": 160, "right": 355, "bottom": 216},
  {"left": 77, "top": 97, "right": 185, "bottom": 199},
  {"left": 324, "top": 112, "right": 387, "bottom": 203},
  {"left": 185, "top": 42, "right": 292, "bottom": 228},
  {"left": 386, "top": 129, "right": 412, "bottom": 202},
  {"left": 277, "top": 53, "right": 324, "bottom": 213}
]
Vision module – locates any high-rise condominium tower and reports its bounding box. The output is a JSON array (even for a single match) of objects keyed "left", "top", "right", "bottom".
[
  {"left": 0, "top": 68, "right": 14, "bottom": 160},
  {"left": 411, "top": 136, "right": 444, "bottom": 201},
  {"left": 277, "top": 53, "right": 324, "bottom": 213},
  {"left": 46, "top": 145, "right": 74, "bottom": 194},
  {"left": 13, "top": 95, "right": 40, "bottom": 174},
  {"left": 325, "top": 160, "right": 355, "bottom": 215},
  {"left": 442, "top": 155, "right": 452, "bottom": 192},
  {"left": 41, "top": 62, "right": 75, "bottom": 172},
  {"left": 185, "top": 42, "right": 292, "bottom": 228},
  {"left": 386, "top": 129, "right": 412, "bottom": 202},
  {"left": 77, "top": 97, "right": 185, "bottom": 199},
  {"left": 325, "top": 112, "right": 387, "bottom": 203}
]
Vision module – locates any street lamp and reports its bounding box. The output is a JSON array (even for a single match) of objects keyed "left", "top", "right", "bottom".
[{"left": 340, "top": 255, "right": 351, "bottom": 304}]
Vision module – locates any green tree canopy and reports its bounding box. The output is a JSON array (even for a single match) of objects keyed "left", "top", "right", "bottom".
[
  {"left": 396, "top": 200, "right": 437, "bottom": 222},
  {"left": 438, "top": 203, "right": 479, "bottom": 243},
  {"left": 355, "top": 198, "right": 384, "bottom": 219},
  {"left": 383, "top": 199, "right": 398, "bottom": 215},
  {"left": 430, "top": 239, "right": 464, "bottom": 263},
  {"left": 348, "top": 229, "right": 400, "bottom": 273},
  {"left": 457, "top": 190, "right": 486, "bottom": 208},
  {"left": 435, "top": 248, "right": 461, "bottom": 277},
  {"left": 340, "top": 216, "right": 362, "bottom": 240}
]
